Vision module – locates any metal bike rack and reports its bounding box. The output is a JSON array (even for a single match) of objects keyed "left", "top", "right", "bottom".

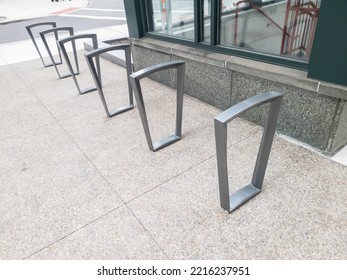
[
  {"left": 58, "top": 34, "right": 99, "bottom": 95},
  {"left": 85, "top": 44, "right": 133, "bottom": 115},
  {"left": 130, "top": 61, "right": 185, "bottom": 152},
  {"left": 39, "top": 27, "right": 77, "bottom": 79},
  {"left": 214, "top": 91, "right": 284, "bottom": 213},
  {"left": 26, "top": 22, "right": 62, "bottom": 68}
]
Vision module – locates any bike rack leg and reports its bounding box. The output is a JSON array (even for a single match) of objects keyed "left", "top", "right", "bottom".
[
  {"left": 25, "top": 22, "right": 62, "bottom": 68},
  {"left": 85, "top": 44, "right": 134, "bottom": 116},
  {"left": 214, "top": 91, "right": 284, "bottom": 213},
  {"left": 58, "top": 34, "right": 99, "bottom": 95},
  {"left": 129, "top": 61, "right": 185, "bottom": 152},
  {"left": 39, "top": 27, "right": 77, "bottom": 79}
]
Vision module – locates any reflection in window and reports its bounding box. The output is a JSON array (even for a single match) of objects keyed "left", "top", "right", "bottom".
[
  {"left": 203, "top": 0, "right": 211, "bottom": 43},
  {"left": 220, "top": 0, "right": 321, "bottom": 60},
  {"left": 152, "top": 0, "right": 195, "bottom": 40}
]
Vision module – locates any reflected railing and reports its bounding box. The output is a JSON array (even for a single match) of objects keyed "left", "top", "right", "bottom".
[{"left": 233, "top": 0, "right": 320, "bottom": 59}]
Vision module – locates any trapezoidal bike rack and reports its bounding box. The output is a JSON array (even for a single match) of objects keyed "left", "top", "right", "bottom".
[
  {"left": 25, "top": 22, "right": 62, "bottom": 68},
  {"left": 214, "top": 91, "right": 284, "bottom": 213},
  {"left": 58, "top": 34, "right": 99, "bottom": 95},
  {"left": 85, "top": 44, "right": 134, "bottom": 116},
  {"left": 39, "top": 27, "right": 77, "bottom": 79},
  {"left": 129, "top": 61, "right": 185, "bottom": 152}
]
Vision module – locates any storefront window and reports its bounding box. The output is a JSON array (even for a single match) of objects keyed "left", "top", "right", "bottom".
[
  {"left": 220, "top": 0, "right": 321, "bottom": 60},
  {"left": 203, "top": 0, "right": 211, "bottom": 43},
  {"left": 149, "top": 0, "right": 321, "bottom": 61},
  {"left": 151, "top": 0, "right": 195, "bottom": 40}
]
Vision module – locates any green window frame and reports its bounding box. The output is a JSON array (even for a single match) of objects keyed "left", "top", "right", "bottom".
[{"left": 124, "top": 0, "right": 347, "bottom": 86}]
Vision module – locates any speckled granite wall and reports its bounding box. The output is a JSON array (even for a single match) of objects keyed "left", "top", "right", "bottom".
[
  {"left": 130, "top": 43, "right": 346, "bottom": 155},
  {"left": 132, "top": 46, "right": 174, "bottom": 88},
  {"left": 172, "top": 55, "right": 232, "bottom": 111},
  {"left": 132, "top": 46, "right": 232, "bottom": 111},
  {"left": 231, "top": 72, "right": 340, "bottom": 153}
]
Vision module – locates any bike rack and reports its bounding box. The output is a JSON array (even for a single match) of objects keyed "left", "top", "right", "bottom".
[
  {"left": 129, "top": 61, "right": 185, "bottom": 152},
  {"left": 85, "top": 44, "right": 133, "bottom": 116},
  {"left": 25, "top": 22, "right": 62, "bottom": 68},
  {"left": 39, "top": 27, "right": 77, "bottom": 79},
  {"left": 58, "top": 34, "right": 99, "bottom": 95},
  {"left": 214, "top": 91, "right": 283, "bottom": 213}
]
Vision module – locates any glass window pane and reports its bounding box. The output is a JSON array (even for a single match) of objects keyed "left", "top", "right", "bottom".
[
  {"left": 220, "top": 0, "right": 321, "bottom": 60},
  {"left": 203, "top": 0, "right": 211, "bottom": 43},
  {"left": 151, "top": 0, "right": 195, "bottom": 40}
]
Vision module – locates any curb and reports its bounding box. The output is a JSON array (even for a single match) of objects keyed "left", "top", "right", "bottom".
[{"left": 84, "top": 36, "right": 132, "bottom": 69}]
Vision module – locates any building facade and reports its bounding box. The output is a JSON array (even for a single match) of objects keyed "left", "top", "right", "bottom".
[{"left": 123, "top": 0, "right": 347, "bottom": 154}]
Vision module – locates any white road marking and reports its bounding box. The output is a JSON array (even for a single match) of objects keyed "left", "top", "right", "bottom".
[
  {"left": 82, "top": 8, "right": 125, "bottom": 12},
  {"left": 59, "top": 14, "right": 126, "bottom": 20}
]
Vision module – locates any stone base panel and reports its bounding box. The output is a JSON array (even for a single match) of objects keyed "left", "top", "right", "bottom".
[{"left": 130, "top": 38, "right": 347, "bottom": 155}]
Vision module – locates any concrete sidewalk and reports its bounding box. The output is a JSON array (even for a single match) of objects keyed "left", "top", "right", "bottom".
[
  {"left": 0, "top": 0, "right": 88, "bottom": 24},
  {"left": 0, "top": 22, "right": 346, "bottom": 259},
  {"left": 0, "top": 0, "right": 346, "bottom": 260}
]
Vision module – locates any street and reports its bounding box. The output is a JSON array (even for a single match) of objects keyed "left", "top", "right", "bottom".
[
  {"left": 0, "top": 0, "right": 126, "bottom": 44},
  {"left": 65, "top": 0, "right": 126, "bottom": 20}
]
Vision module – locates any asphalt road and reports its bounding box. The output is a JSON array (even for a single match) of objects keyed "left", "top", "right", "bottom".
[
  {"left": 68, "top": 0, "right": 126, "bottom": 20},
  {"left": 0, "top": 0, "right": 126, "bottom": 44}
]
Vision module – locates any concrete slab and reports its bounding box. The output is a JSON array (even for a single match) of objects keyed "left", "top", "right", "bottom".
[
  {"left": 0, "top": 84, "right": 55, "bottom": 140},
  {"left": 128, "top": 135, "right": 347, "bottom": 259},
  {"left": 14, "top": 53, "right": 123, "bottom": 121},
  {"left": 0, "top": 40, "right": 43, "bottom": 65},
  {"left": 1, "top": 49, "right": 346, "bottom": 261},
  {"left": 0, "top": 64, "right": 24, "bottom": 90},
  {"left": 28, "top": 206, "right": 167, "bottom": 260},
  {"left": 0, "top": 124, "right": 123, "bottom": 259}
]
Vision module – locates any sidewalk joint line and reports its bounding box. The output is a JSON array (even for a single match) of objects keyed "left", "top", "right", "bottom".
[{"left": 23, "top": 205, "right": 125, "bottom": 260}]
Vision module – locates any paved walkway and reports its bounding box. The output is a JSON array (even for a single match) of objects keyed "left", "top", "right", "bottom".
[{"left": 0, "top": 1, "right": 346, "bottom": 260}]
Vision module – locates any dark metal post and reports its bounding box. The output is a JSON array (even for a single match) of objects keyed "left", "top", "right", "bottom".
[
  {"left": 210, "top": 0, "right": 220, "bottom": 45},
  {"left": 123, "top": 0, "right": 145, "bottom": 38}
]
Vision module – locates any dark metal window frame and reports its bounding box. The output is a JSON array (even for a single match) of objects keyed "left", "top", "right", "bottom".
[
  {"left": 140, "top": 0, "right": 309, "bottom": 70},
  {"left": 125, "top": 0, "right": 347, "bottom": 89}
]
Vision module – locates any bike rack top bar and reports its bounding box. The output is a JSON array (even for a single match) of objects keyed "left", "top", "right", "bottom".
[
  {"left": 130, "top": 61, "right": 185, "bottom": 80},
  {"left": 26, "top": 22, "right": 57, "bottom": 30},
  {"left": 39, "top": 26, "right": 74, "bottom": 37},
  {"left": 86, "top": 44, "right": 132, "bottom": 58},
  {"left": 58, "top": 33, "right": 97, "bottom": 45},
  {"left": 215, "top": 91, "right": 283, "bottom": 124}
]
